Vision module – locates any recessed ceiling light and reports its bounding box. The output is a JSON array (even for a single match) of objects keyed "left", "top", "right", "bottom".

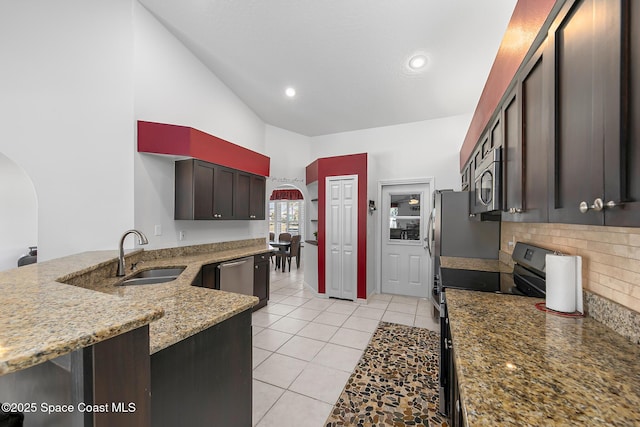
[
  {"left": 285, "top": 87, "right": 296, "bottom": 98},
  {"left": 408, "top": 55, "right": 428, "bottom": 70}
]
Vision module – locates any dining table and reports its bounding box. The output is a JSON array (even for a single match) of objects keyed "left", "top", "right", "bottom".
[{"left": 269, "top": 240, "right": 291, "bottom": 272}]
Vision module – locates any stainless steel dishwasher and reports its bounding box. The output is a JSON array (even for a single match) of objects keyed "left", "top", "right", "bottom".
[{"left": 217, "top": 256, "right": 254, "bottom": 296}]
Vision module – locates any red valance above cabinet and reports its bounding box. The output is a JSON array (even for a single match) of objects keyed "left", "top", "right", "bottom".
[{"left": 137, "top": 121, "right": 270, "bottom": 177}]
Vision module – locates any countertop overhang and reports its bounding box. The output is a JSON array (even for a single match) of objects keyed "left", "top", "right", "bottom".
[{"left": 0, "top": 239, "right": 271, "bottom": 375}]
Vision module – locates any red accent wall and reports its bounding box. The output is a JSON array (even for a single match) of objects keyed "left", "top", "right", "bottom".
[
  {"left": 307, "top": 153, "right": 367, "bottom": 300},
  {"left": 137, "top": 121, "right": 270, "bottom": 177},
  {"left": 459, "top": 0, "right": 556, "bottom": 169}
]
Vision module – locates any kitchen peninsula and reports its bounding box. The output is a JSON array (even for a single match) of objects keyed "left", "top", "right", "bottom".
[{"left": 0, "top": 238, "right": 271, "bottom": 427}]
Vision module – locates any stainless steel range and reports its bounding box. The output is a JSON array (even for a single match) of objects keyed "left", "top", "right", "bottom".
[{"left": 438, "top": 242, "right": 555, "bottom": 418}]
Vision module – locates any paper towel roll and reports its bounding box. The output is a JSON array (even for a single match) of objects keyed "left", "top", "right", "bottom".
[{"left": 545, "top": 254, "right": 583, "bottom": 314}]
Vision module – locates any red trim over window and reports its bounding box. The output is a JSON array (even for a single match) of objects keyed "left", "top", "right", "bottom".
[
  {"left": 137, "top": 121, "right": 270, "bottom": 177},
  {"left": 270, "top": 189, "right": 304, "bottom": 200}
]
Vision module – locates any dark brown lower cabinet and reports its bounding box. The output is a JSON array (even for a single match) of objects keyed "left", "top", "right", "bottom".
[
  {"left": 253, "top": 253, "right": 270, "bottom": 310},
  {"left": 0, "top": 327, "right": 151, "bottom": 427},
  {"left": 150, "top": 310, "right": 252, "bottom": 427}
]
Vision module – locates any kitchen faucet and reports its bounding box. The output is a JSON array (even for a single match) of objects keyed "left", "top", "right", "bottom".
[{"left": 117, "top": 229, "right": 149, "bottom": 276}]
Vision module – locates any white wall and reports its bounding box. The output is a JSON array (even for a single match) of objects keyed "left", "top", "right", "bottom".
[
  {"left": 309, "top": 114, "right": 470, "bottom": 295},
  {"left": 310, "top": 114, "right": 470, "bottom": 191},
  {"left": 0, "top": 0, "right": 135, "bottom": 261},
  {"left": 0, "top": 154, "right": 38, "bottom": 271},
  {"left": 264, "top": 125, "right": 311, "bottom": 222},
  {"left": 133, "top": 2, "right": 269, "bottom": 248}
]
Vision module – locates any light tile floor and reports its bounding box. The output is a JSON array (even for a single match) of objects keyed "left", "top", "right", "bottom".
[{"left": 252, "top": 265, "right": 439, "bottom": 427}]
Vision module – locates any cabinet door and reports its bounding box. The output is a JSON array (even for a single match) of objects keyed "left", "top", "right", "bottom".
[
  {"left": 253, "top": 254, "right": 270, "bottom": 310},
  {"left": 502, "top": 87, "right": 523, "bottom": 220},
  {"left": 193, "top": 161, "right": 215, "bottom": 219},
  {"left": 520, "top": 46, "right": 550, "bottom": 223},
  {"left": 469, "top": 146, "right": 484, "bottom": 214},
  {"left": 547, "top": 0, "right": 616, "bottom": 225},
  {"left": 235, "top": 171, "right": 251, "bottom": 220},
  {"left": 212, "top": 166, "right": 235, "bottom": 219},
  {"left": 201, "top": 263, "right": 219, "bottom": 289},
  {"left": 605, "top": 0, "right": 640, "bottom": 225},
  {"left": 249, "top": 176, "right": 266, "bottom": 220},
  {"left": 490, "top": 116, "right": 502, "bottom": 150}
]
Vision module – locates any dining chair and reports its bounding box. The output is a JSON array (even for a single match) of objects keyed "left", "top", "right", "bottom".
[
  {"left": 278, "top": 232, "right": 292, "bottom": 242},
  {"left": 282, "top": 235, "right": 301, "bottom": 272},
  {"left": 274, "top": 233, "right": 293, "bottom": 270}
]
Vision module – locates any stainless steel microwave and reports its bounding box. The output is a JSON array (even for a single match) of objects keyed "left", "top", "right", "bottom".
[{"left": 470, "top": 147, "right": 502, "bottom": 214}]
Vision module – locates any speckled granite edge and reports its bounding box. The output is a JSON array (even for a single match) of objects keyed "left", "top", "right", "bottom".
[
  {"left": 585, "top": 291, "right": 640, "bottom": 344},
  {"left": 446, "top": 289, "right": 640, "bottom": 426},
  {"left": 440, "top": 256, "right": 503, "bottom": 272},
  {"left": 0, "top": 305, "right": 164, "bottom": 375},
  {"left": 141, "top": 238, "right": 267, "bottom": 261},
  {"left": 0, "top": 239, "right": 268, "bottom": 376},
  {"left": 60, "top": 239, "right": 270, "bottom": 354}
]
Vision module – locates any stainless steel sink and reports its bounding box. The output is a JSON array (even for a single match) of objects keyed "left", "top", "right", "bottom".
[{"left": 119, "top": 267, "right": 185, "bottom": 286}]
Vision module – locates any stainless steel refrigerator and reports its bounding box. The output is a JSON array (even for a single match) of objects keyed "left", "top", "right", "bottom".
[{"left": 427, "top": 190, "right": 500, "bottom": 306}]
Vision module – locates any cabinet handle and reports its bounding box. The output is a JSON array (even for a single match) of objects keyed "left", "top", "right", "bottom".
[
  {"left": 605, "top": 200, "right": 623, "bottom": 209},
  {"left": 508, "top": 208, "right": 523, "bottom": 214},
  {"left": 579, "top": 198, "right": 604, "bottom": 213},
  {"left": 255, "top": 265, "right": 258, "bottom": 269}
]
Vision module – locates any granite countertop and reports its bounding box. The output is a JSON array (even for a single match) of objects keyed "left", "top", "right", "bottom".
[
  {"left": 0, "top": 239, "right": 270, "bottom": 375},
  {"left": 440, "top": 256, "right": 510, "bottom": 273},
  {"left": 446, "top": 289, "right": 640, "bottom": 426},
  {"left": 0, "top": 251, "right": 164, "bottom": 375}
]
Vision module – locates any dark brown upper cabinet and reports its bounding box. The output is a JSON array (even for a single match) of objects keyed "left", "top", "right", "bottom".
[
  {"left": 547, "top": 0, "right": 640, "bottom": 225},
  {"left": 235, "top": 172, "right": 266, "bottom": 220},
  {"left": 503, "top": 43, "right": 551, "bottom": 223},
  {"left": 249, "top": 175, "right": 266, "bottom": 220},
  {"left": 175, "top": 159, "right": 265, "bottom": 220}
]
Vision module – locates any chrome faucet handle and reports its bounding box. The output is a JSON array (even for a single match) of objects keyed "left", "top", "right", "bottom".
[{"left": 117, "top": 229, "right": 149, "bottom": 276}]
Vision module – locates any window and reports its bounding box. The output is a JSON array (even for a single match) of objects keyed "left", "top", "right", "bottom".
[
  {"left": 269, "top": 200, "right": 304, "bottom": 237},
  {"left": 388, "top": 193, "right": 421, "bottom": 241}
]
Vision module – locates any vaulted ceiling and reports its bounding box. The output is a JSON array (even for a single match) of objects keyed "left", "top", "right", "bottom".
[{"left": 139, "top": 0, "right": 517, "bottom": 137}]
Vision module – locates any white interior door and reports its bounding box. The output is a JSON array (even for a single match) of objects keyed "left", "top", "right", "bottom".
[
  {"left": 326, "top": 175, "right": 358, "bottom": 300},
  {"left": 381, "top": 183, "right": 431, "bottom": 297}
]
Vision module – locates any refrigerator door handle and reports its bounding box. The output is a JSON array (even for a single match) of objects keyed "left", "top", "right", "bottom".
[{"left": 425, "top": 209, "right": 435, "bottom": 255}]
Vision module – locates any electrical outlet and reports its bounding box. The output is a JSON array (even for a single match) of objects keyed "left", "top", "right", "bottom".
[
  {"left": 154, "top": 225, "right": 162, "bottom": 236},
  {"left": 179, "top": 231, "right": 186, "bottom": 241}
]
